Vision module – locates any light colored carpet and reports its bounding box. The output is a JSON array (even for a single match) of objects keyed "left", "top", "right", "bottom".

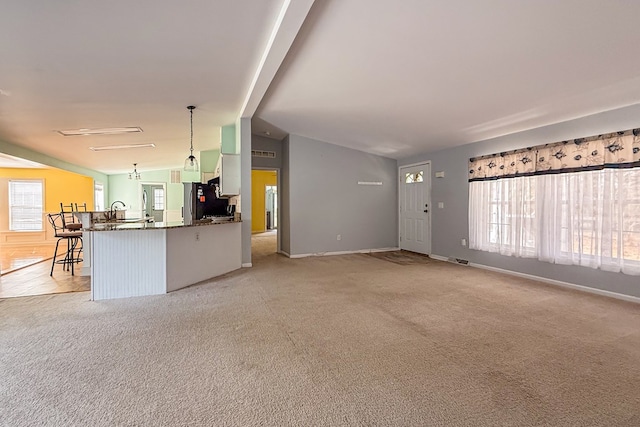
[{"left": 1, "top": 234, "right": 639, "bottom": 426}]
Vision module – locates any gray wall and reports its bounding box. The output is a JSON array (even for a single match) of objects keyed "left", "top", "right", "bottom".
[
  {"left": 251, "top": 135, "right": 283, "bottom": 169},
  {"left": 238, "top": 117, "right": 252, "bottom": 266},
  {"left": 399, "top": 103, "right": 640, "bottom": 298},
  {"left": 286, "top": 134, "right": 397, "bottom": 256},
  {"left": 280, "top": 136, "right": 291, "bottom": 254}
]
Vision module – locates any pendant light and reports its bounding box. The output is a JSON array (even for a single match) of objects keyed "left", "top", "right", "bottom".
[
  {"left": 184, "top": 105, "right": 199, "bottom": 171},
  {"left": 128, "top": 163, "right": 141, "bottom": 180}
]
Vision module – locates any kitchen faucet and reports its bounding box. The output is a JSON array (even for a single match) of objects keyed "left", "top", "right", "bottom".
[{"left": 109, "top": 200, "right": 126, "bottom": 220}]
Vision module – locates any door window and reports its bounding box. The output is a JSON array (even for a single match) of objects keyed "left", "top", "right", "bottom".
[{"left": 153, "top": 188, "right": 164, "bottom": 210}]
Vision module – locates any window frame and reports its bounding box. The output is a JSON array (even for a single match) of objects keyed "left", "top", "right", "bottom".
[
  {"left": 94, "top": 181, "right": 104, "bottom": 212},
  {"left": 153, "top": 188, "right": 164, "bottom": 211},
  {"left": 8, "top": 179, "right": 44, "bottom": 232}
]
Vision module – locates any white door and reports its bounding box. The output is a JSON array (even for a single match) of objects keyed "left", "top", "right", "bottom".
[{"left": 399, "top": 163, "right": 431, "bottom": 254}]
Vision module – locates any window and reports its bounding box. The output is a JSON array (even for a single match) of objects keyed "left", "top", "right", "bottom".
[
  {"left": 153, "top": 188, "right": 164, "bottom": 210},
  {"left": 9, "top": 180, "right": 44, "bottom": 231},
  {"left": 469, "top": 168, "right": 640, "bottom": 275},
  {"left": 94, "top": 182, "right": 104, "bottom": 211},
  {"left": 405, "top": 171, "right": 423, "bottom": 183}
]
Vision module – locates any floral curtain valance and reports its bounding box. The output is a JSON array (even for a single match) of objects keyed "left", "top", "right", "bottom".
[{"left": 468, "top": 128, "right": 640, "bottom": 181}]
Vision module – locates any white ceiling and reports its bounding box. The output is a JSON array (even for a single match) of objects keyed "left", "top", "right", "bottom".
[
  {"left": 256, "top": 0, "right": 640, "bottom": 159},
  {"left": 0, "top": 0, "right": 287, "bottom": 174},
  {"left": 0, "top": 152, "right": 45, "bottom": 169},
  {"left": 3, "top": 1, "right": 640, "bottom": 175}
]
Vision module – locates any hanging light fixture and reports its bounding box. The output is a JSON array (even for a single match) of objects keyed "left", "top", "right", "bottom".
[
  {"left": 128, "top": 163, "right": 141, "bottom": 180},
  {"left": 184, "top": 105, "right": 199, "bottom": 171}
]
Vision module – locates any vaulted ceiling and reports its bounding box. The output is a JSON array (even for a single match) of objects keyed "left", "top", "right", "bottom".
[{"left": 3, "top": 1, "right": 640, "bottom": 174}]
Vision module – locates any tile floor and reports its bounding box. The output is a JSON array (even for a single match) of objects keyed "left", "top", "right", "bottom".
[{"left": 0, "top": 244, "right": 90, "bottom": 299}]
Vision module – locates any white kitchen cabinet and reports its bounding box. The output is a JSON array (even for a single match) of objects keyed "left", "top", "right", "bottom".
[{"left": 219, "top": 153, "right": 240, "bottom": 196}]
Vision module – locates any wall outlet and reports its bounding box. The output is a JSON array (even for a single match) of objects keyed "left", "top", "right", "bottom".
[
  {"left": 337, "top": 234, "right": 341, "bottom": 241},
  {"left": 195, "top": 232, "right": 200, "bottom": 241},
  {"left": 461, "top": 238, "right": 467, "bottom": 246}
]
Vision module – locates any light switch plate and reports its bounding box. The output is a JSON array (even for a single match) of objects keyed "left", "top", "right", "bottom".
[
  {"left": 435, "top": 171, "right": 445, "bottom": 178},
  {"left": 438, "top": 202, "right": 444, "bottom": 209}
]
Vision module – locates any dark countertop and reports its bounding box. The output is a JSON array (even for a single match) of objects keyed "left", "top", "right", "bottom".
[{"left": 86, "top": 219, "right": 241, "bottom": 232}]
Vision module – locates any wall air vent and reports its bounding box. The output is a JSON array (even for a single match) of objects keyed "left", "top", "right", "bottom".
[
  {"left": 170, "top": 170, "right": 182, "bottom": 184},
  {"left": 251, "top": 150, "right": 276, "bottom": 158}
]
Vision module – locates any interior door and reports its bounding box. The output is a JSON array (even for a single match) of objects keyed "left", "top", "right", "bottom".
[{"left": 399, "top": 163, "right": 431, "bottom": 254}]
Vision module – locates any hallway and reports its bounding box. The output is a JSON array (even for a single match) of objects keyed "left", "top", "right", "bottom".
[{"left": 251, "top": 230, "right": 277, "bottom": 262}]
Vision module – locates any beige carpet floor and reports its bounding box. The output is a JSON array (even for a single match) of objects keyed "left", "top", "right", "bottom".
[{"left": 1, "top": 234, "right": 639, "bottom": 426}]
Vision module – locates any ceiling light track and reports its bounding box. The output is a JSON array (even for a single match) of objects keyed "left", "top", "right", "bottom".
[
  {"left": 57, "top": 127, "right": 143, "bottom": 136},
  {"left": 89, "top": 143, "right": 156, "bottom": 151}
]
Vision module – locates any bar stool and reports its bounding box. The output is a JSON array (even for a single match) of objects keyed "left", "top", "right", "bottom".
[
  {"left": 47, "top": 213, "right": 83, "bottom": 276},
  {"left": 60, "top": 202, "right": 82, "bottom": 231}
]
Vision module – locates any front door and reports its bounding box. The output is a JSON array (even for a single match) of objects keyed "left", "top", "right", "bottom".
[{"left": 399, "top": 162, "right": 431, "bottom": 254}]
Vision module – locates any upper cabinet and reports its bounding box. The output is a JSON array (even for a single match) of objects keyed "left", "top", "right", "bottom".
[
  {"left": 218, "top": 154, "right": 240, "bottom": 196},
  {"left": 216, "top": 123, "right": 239, "bottom": 195},
  {"left": 221, "top": 124, "right": 237, "bottom": 154}
]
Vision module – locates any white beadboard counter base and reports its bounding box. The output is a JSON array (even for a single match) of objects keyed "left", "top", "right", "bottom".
[{"left": 90, "top": 222, "right": 241, "bottom": 301}]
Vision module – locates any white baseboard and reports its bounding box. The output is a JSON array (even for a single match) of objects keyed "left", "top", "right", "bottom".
[
  {"left": 279, "top": 250, "right": 291, "bottom": 257},
  {"left": 427, "top": 253, "right": 640, "bottom": 304},
  {"left": 242, "top": 263, "right": 252, "bottom": 268},
  {"left": 289, "top": 247, "right": 400, "bottom": 259}
]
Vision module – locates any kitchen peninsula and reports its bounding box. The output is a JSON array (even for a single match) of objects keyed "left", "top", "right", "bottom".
[{"left": 86, "top": 220, "right": 241, "bottom": 300}]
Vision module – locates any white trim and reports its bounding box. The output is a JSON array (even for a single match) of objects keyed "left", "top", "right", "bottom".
[
  {"left": 242, "top": 263, "right": 253, "bottom": 268},
  {"left": 429, "top": 253, "right": 640, "bottom": 303},
  {"left": 279, "top": 250, "right": 290, "bottom": 257},
  {"left": 400, "top": 160, "right": 434, "bottom": 169},
  {"left": 239, "top": 0, "right": 315, "bottom": 117},
  {"left": 469, "top": 261, "right": 640, "bottom": 304},
  {"left": 289, "top": 247, "right": 400, "bottom": 259},
  {"left": 428, "top": 254, "right": 449, "bottom": 262}
]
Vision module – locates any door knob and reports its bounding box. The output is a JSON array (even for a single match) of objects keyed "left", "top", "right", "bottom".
[{"left": 424, "top": 209, "right": 429, "bottom": 213}]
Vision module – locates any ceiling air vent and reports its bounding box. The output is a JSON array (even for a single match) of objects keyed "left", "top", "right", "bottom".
[
  {"left": 252, "top": 150, "right": 276, "bottom": 158},
  {"left": 170, "top": 170, "right": 182, "bottom": 184}
]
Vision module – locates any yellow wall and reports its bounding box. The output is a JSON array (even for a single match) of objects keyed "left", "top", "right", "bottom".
[
  {"left": 251, "top": 170, "right": 277, "bottom": 233},
  {"left": 0, "top": 167, "right": 94, "bottom": 244}
]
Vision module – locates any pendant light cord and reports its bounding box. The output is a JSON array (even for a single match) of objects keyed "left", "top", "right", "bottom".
[
  {"left": 190, "top": 107, "right": 194, "bottom": 156},
  {"left": 184, "top": 105, "right": 198, "bottom": 171}
]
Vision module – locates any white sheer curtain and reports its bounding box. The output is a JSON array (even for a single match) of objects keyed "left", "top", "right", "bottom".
[
  {"left": 537, "top": 168, "right": 640, "bottom": 275},
  {"left": 469, "top": 176, "right": 537, "bottom": 258},
  {"left": 469, "top": 168, "right": 640, "bottom": 275}
]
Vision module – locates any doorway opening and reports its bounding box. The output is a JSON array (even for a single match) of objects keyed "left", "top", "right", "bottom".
[
  {"left": 140, "top": 182, "right": 166, "bottom": 223},
  {"left": 251, "top": 169, "right": 279, "bottom": 261}
]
